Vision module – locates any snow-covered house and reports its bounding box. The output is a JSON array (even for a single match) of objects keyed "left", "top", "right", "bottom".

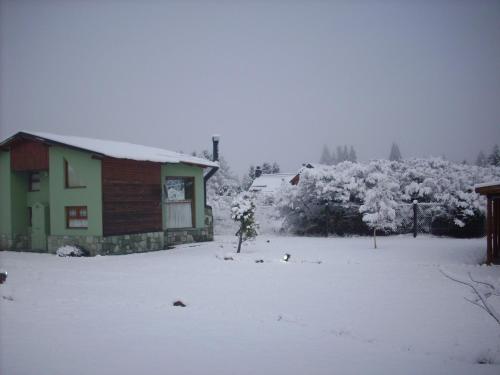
[
  {"left": 475, "top": 181, "right": 500, "bottom": 264},
  {"left": 249, "top": 173, "right": 295, "bottom": 196},
  {"left": 0, "top": 131, "right": 219, "bottom": 255}
]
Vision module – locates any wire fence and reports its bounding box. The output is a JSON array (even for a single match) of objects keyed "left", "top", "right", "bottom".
[
  {"left": 211, "top": 195, "right": 485, "bottom": 238},
  {"left": 257, "top": 200, "right": 485, "bottom": 237}
]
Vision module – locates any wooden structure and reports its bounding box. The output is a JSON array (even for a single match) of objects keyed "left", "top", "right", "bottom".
[{"left": 475, "top": 182, "right": 500, "bottom": 264}]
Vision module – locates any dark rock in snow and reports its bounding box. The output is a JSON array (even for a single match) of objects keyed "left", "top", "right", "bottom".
[
  {"left": 0, "top": 272, "right": 7, "bottom": 284},
  {"left": 173, "top": 300, "right": 186, "bottom": 307},
  {"left": 224, "top": 257, "right": 234, "bottom": 261},
  {"left": 255, "top": 259, "right": 264, "bottom": 263}
]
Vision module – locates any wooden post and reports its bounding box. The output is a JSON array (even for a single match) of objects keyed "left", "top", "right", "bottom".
[
  {"left": 494, "top": 199, "right": 499, "bottom": 261},
  {"left": 486, "top": 197, "right": 493, "bottom": 265},
  {"left": 413, "top": 201, "right": 418, "bottom": 238}
]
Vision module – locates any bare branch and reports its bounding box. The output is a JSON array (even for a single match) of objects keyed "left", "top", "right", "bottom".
[
  {"left": 464, "top": 297, "right": 489, "bottom": 313},
  {"left": 440, "top": 268, "right": 500, "bottom": 326},
  {"left": 468, "top": 272, "right": 495, "bottom": 291}
]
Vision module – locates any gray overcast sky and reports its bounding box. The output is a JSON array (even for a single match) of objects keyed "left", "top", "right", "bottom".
[{"left": 1, "top": 0, "right": 499, "bottom": 176}]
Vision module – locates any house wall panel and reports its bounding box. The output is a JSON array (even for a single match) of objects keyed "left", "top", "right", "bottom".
[
  {"left": 0, "top": 152, "right": 12, "bottom": 236},
  {"left": 49, "top": 146, "right": 103, "bottom": 236},
  {"left": 10, "top": 140, "right": 49, "bottom": 171},
  {"left": 102, "top": 158, "right": 162, "bottom": 236}
]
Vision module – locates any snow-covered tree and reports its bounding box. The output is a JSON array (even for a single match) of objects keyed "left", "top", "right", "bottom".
[
  {"left": 231, "top": 192, "right": 258, "bottom": 253},
  {"left": 200, "top": 150, "right": 240, "bottom": 198},
  {"left": 276, "top": 157, "right": 500, "bottom": 237},
  {"left": 348, "top": 146, "right": 357, "bottom": 162},
  {"left": 476, "top": 151, "right": 487, "bottom": 167},
  {"left": 389, "top": 142, "right": 402, "bottom": 161},
  {"left": 271, "top": 162, "right": 280, "bottom": 174},
  {"left": 488, "top": 144, "right": 500, "bottom": 166},
  {"left": 261, "top": 162, "right": 272, "bottom": 174},
  {"left": 320, "top": 145, "right": 332, "bottom": 165},
  {"left": 241, "top": 165, "right": 256, "bottom": 191},
  {"left": 359, "top": 173, "right": 399, "bottom": 248}
]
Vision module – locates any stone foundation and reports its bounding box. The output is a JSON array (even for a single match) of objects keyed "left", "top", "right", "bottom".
[
  {"left": 100, "top": 232, "right": 164, "bottom": 256},
  {"left": 47, "top": 232, "right": 165, "bottom": 256},
  {"left": 165, "top": 227, "right": 213, "bottom": 246},
  {"left": 0, "top": 233, "right": 30, "bottom": 251},
  {"left": 3, "top": 218, "right": 214, "bottom": 255}
]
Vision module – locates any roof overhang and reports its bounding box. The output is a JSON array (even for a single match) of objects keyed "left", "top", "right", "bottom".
[{"left": 475, "top": 182, "right": 500, "bottom": 196}]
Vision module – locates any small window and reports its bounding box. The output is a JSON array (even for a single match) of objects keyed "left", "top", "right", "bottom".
[
  {"left": 65, "top": 159, "right": 86, "bottom": 188},
  {"left": 29, "top": 172, "right": 41, "bottom": 192},
  {"left": 66, "top": 206, "right": 88, "bottom": 229},
  {"left": 165, "top": 178, "right": 194, "bottom": 202}
]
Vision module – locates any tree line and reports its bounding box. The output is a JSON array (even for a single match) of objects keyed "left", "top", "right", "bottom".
[
  {"left": 319, "top": 142, "right": 403, "bottom": 165},
  {"left": 476, "top": 145, "right": 500, "bottom": 167}
]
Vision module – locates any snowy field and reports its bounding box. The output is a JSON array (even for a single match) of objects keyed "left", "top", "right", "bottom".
[{"left": 1, "top": 235, "right": 499, "bottom": 375}]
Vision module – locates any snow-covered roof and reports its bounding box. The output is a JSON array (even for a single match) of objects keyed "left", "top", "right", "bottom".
[
  {"left": 1, "top": 131, "right": 219, "bottom": 168},
  {"left": 474, "top": 181, "right": 500, "bottom": 189},
  {"left": 249, "top": 173, "right": 295, "bottom": 194},
  {"left": 475, "top": 181, "right": 500, "bottom": 195}
]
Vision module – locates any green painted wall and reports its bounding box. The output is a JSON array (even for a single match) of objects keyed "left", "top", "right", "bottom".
[
  {"left": 162, "top": 163, "right": 205, "bottom": 229},
  {"left": 11, "top": 171, "right": 28, "bottom": 234},
  {"left": 0, "top": 152, "right": 12, "bottom": 235},
  {"left": 49, "top": 146, "right": 102, "bottom": 236},
  {"left": 26, "top": 171, "right": 50, "bottom": 207}
]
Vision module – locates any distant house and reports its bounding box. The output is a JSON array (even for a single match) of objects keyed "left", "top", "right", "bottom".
[
  {"left": 0, "top": 131, "right": 219, "bottom": 255},
  {"left": 249, "top": 173, "right": 295, "bottom": 196},
  {"left": 290, "top": 163, "right": 315, "bottom": 185},
  {"left": 475, "top": 181, "right": 500, "bottom": 264}
]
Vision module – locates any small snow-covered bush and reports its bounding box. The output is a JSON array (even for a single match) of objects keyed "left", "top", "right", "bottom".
[
  {"left": 56, "top": 245, "right": 89, "bottom": 257},
  {"left": 231, "top": 192, "right": 258, "bottom": 253}
]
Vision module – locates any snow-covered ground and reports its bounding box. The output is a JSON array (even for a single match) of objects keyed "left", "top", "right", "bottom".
[{"left": 1, "top": 235, "right": 499, "bottom": 375}]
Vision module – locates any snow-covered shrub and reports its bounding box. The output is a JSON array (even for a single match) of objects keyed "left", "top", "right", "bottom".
[
  {"left": 56, "top": 245, "right": 89, "bottom": 257},
  {"left": 231, "top": 192, "right": 258, "bottom": 253},
  {"left": 277, "top": 158, "right": 500, "bottom": 237},
  {"left": 359, "top": 173, "right": 399, "bottom": 248}
]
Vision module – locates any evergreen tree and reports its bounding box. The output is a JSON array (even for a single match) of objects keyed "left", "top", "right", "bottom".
[
  {"left": 320, "top": 145, "right": 332, "bottom": 165},
  {"left": 488, "top": 144, "right": 500, "bottom": 166},
  {"left": 241, "top": 165, "right": 256, "bottom": 191},
  {"left": 200, "top": 150, "right": 240, "bottom": 197},
  {"left": 476, "top": 151, "right": 487, "bottom": 167},
  {"left": 349, "top": 146, "right": 357, "bottom": 162},
  {"left": 335, "top": 146, "right": 343, "bottom": 164},
  {"left": 389, "top": 142, "right": 402, "bottom": 161},
  {"left": 262, "top": 162, "right": 273, "bottom": 174},
  {"left": 342, "top": 145, "right": 349, "bottom": 162}
]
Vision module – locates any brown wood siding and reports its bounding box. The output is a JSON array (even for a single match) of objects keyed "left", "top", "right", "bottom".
[
  {"left": 10, "top": 139, "right": 49, "bottom": 171},
  {"left": 102, "top": 157, "right": 162, "bottom": 236}
]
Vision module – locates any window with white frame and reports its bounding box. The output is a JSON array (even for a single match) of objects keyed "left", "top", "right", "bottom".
[
  {"left": 66, "top": 206, "right": 88, "bottom": 229},
  {"left": 29, "top": 172, "right": 41, "bottom": 191}
]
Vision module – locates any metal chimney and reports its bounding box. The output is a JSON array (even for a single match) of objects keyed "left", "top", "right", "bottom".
[{"left": 212, "top": 135, "right": 220, "bottom": 162}]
